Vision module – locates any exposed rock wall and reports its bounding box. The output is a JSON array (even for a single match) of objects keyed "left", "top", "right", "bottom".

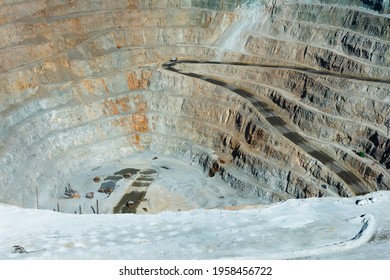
[
  {"left": 1, "top": 0, "right": 389, "bottom": 208},
  {"left": 179, "top": 60, "right": 390, "bottom": 191}
]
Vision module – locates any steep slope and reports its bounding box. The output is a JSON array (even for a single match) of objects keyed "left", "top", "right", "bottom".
[{"left": 0, "top": 0, "right": 389, "bottom": 211}]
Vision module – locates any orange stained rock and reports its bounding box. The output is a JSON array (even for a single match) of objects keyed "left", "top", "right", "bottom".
[
  {"left": 134, "top": 134, "right": 141, "bottom": 144},
  {"left": 82, "top": 80, "right": 94, "bottom": 94},
  {"left": 127, "top": 73, "right": 142, "bottom": 90},
  {"left": 111, "top": 106, "right": 148, "bottom": 133},
  {"left": 130, "top": 133, "right": 144, "bottom": 150},
  {"left": 115, "top": 96, "right": 131, "bottom": 112},
  {"left": 131, "top": 113, "right": 148, "bottom": 133},
  {"left": 15, "top": 80, "right": 34, "bottom": 91},
  {"left": 127, "top": 0, "right": 139, "bottom": 9},
  {"left": 10, "top": 70, "right": 38, "bottom": 92},
  {"left": 102, "top": 79, "right": 109, "bottom": 93},
  {"left": 103, "top": 96, "right": 132, "bottom": 116},
  {"left": 127, "top": 71, "right": 152, "bottom": 90}
]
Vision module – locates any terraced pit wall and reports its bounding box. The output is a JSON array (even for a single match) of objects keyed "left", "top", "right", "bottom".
[{"left": 0, "top": 0, "right": 389, "bottom": 208}]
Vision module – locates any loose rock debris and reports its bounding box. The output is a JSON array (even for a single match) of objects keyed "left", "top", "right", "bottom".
[
  {"left": 356, "top": 197, "right": 377, "bottom": 206},
  {"left": 12, "top": 245, "right": 28, "bottom": 254},
  {"left": 64, "top": 184, "right": 80, "bottom": 198},
  {"left": 12, "top": 245, "right": 46, "bottom": 254},
  {"left": 85, "top": 192, "right": 94, "bottom": 199}
]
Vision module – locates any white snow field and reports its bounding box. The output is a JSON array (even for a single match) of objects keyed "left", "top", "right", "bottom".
[{"left": 1, "top": 188, "right": 389, "bottom": 259}]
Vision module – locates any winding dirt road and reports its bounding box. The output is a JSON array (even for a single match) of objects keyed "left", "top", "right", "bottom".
[{"left": 163, "top": 60, "right": 372, "bottom": 196}]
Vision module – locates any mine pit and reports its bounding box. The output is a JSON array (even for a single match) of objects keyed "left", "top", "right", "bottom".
[
  {"left": 0, "top": 0, "right": 389, "bottom": 216},
  {"left": 2, "top": 0, "right": 390, "bottom": 262}
]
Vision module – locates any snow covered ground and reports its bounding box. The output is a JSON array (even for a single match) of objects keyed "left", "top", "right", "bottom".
[
  {"left": 0, "top": 149, "right": 388, "bottom": 260},
  {"left": 1, "top": 190, "right": 390, "bottom": 259}
]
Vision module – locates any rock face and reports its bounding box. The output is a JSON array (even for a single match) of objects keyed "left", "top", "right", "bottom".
[{"left": 0, "top": 0, "right": 389, "bottom": 209}]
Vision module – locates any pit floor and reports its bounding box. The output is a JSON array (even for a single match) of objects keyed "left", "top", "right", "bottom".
[{"left": 50, "top": 152, "right": 267, "bottom": 214}]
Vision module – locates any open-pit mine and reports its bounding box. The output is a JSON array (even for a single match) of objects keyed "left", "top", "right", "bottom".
[{"left": 0, "top": 0, "right": 390, "bottom": 260}]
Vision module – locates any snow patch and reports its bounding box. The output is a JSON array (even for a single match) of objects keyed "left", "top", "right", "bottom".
[{"left": 1, "top": 192, "right": 390, "bottom": 259}]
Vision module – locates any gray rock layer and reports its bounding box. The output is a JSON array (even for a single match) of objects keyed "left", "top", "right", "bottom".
[{"left": 0, "top": 0, "right": 389, "bottom": 208}]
